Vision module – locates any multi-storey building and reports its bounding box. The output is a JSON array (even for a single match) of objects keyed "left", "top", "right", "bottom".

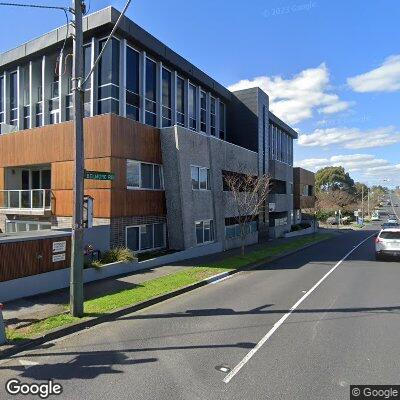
[
  {"left": 0, "top": 6, "right": 298, "bottom": 253},
  {"left": 293, "top": 167, "right": 316, "bottom": 223}
]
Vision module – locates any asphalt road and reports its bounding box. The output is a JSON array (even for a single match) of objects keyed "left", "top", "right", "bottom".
[{"left": 0, "top": 213, "right": 399, "bottom": 399}]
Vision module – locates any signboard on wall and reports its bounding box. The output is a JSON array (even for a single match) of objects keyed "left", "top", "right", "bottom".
[
  {"left": 52, "top": 253, "right": 66, "bottom": 263},
  {"left": 84, "top": 170, "right": 115, "bottom": 181},
  {"left": 53, "top": 241, "right": 66, "bottom": 253}
]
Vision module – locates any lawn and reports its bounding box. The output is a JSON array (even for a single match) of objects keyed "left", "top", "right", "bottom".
[{"left": 5, "top": 233, "right": 332, "bottom": 342}]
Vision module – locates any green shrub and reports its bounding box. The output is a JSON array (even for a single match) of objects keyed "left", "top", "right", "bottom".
[
  {"left": 291, "top": 224, "right": 302, "bottom": 231},
  {"left": 101, "top": 247, "right": 136, "bottom": 264}
]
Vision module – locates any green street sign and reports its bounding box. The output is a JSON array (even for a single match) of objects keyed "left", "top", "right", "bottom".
[{"left": 84, "top": 170, "right": 115, "bottom": 181}]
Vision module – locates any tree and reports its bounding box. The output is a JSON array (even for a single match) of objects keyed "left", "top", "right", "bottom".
[
  {"left": 315, "top": 166, "right": 355, "bottom": 192},
  {"left": 354, "top": 182, "right": 368, "bottom": 201},
  {"left": 223, "top": 170, "right": 271, "bottom": 256}
]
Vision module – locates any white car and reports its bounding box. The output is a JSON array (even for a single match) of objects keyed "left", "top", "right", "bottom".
[
  {"left": 375, "top": 228, "right": 400, "bottom": 260},
  {"left": 387, "top": 218, "right": 398, "bottom": 224}
]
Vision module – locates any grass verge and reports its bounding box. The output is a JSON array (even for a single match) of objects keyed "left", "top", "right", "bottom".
[{"left": 5, "top": 233, "right": 332, "bottom": 342}]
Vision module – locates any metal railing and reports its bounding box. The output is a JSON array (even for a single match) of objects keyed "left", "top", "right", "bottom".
[{"left": 0, "top": 189, "right": 51, "bottom": 211}]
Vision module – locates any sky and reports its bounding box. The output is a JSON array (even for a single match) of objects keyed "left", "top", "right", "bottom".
[{"left": 0, "top": 0, "right": 399, "bottom": 187}]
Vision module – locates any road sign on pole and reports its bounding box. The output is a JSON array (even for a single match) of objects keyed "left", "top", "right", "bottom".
[{"left": 84, "top": 170, "right": 115, "bottom": 181}]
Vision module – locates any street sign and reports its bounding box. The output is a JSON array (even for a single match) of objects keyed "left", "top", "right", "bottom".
[{"left": 84, "top": 170, "right": 115, "bottom": 181}]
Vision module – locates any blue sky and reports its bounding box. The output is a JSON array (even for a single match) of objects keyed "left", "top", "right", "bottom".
[{"left": 1, "top": 0, "right": 399, "bottom": 187}]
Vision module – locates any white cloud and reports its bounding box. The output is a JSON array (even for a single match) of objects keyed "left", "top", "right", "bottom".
[
  {"left": 228, "top": 63, "right": 351, "bottom": 124},
  {"left": 347, "top": 55, "right": 400, "bottom": 92},
  {"left": 298, "top": 126, "right": 400, "bottom": 149},
  {"left": 295, "top": 154, "right": 400, "bottom": 185}
]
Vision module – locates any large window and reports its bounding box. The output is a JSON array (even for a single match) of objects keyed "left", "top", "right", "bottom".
[
  {"left": 126, "top": 223, "right": 166, "bottom": 252},
  {"left": 145, "top": 58, "right": 157, "bottom": 126},
  {"left": 210, "top": 96, "right": 216, "bottom": 136},
  {"left": 191, "top": 165, "right": 210, "bottom": 190},
  {"left": 126, "top": 45, "right": 140, "bottom": 121},
  {"left": 219, "top": 101, "right": 226, "bottom": 139},
  {"left": 98, "top": 37, "right": 120, "bottom": 115},
  {"left": 0, "top": 76, "right": 4, "bottom": 123},
  {"left": 195, "top": 220, "right": 214, "bottom": 245},
  {"left": 176, "top": 76, "right": 185, "bottom": 126},
  {"left": 10, "top": 71, "right": 18, "bottom": 127},
  {"left": 162, "top": 67, "right": 172, "bottom": 127},
  {"left": 225, "top": 219, "right": 258, "bottom": 239},
  {"left": 189, "top": 83, "right": 197, "bottom": 130},
  {"left": 127, "top": 160, "right": 164, "bottom": 190},
  {"left": 200, "top": 90, "right": 207, "bottom": 132}
]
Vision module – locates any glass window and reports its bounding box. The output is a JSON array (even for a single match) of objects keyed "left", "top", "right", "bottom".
[
  {"left": 200, "top": 90, "right": 207, "bottom": 132},
  {"left": 176, "top": 76, "right": 185, "bottom": 126},
  {"left": 126, "top": 46, "right": 140, "bottom": 121},
  {"left": 141, "top": 163, "right": 153, "bottom": 189},
  {"left": 154, "top": 165, "right": 163, "bottom": 189},
  {"left": 196, "top": 220, "right": 214, "bottom": 245},
  {"left": 199, "top": 168, "right": 207, "bottom": 190},
  {"left": 10, "top": 71, "right": 18, "bottom": 126},
  {"left": 196, "top": 221, "right": 204, "bottom": 245},
  {"left": 210, "top": 96, "right": 216, "bottom": 136},
  {"left": 140, "top": 224, "right": 154, "bottom": 250},
  {"left": 162, "top": 68, "right": 172, "bottom": 127},
  {"left": 191, "top": 166, "right": 199, "bottom": 190},
  {"left": 98, "top": 38, "right": 120, "bottom": 115},
  {"left": 154, "top": 223, "right": 165, "bottom": 248},
  {"left": 145, "top": 58, "right": 157, "bottom": 126},
  {"left": 189, "top": 83, "right": 197, "bottom": 130},
  {"left": 126, "top": 226, "right": 140, "bottom": 252},
  {"left": 127, "top": 160, "right": 140, "bottom": 187},
  {"left": 219, "top": 101, "right": 226, "bottom": 139}
]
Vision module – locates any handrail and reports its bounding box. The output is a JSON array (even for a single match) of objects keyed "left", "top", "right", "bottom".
[{"left": 0, "top": 189, "right": 51, "bottom": 210}]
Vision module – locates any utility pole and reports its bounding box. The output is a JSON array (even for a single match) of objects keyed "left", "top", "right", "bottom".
[
  {"left": 70, "top": 0, "right": 85, "bottom": 317},
  {"left": 367, "top": 188, "right": 370, "bottom": 218}
]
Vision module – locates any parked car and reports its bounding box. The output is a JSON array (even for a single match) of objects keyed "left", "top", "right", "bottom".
[
  {"left": 382, "top": 222, "right": 400, "bottom": 229},
  {"left": 375, "top": 229, "right": 400, "bottom": 260},
  {"left": 387, "top": 217, "right": 398, "bottom": 224},
  {"left": 326, "top": 216, "right": 337, "bottom": 225}
]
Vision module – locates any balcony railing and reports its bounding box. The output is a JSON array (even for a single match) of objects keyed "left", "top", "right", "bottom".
[{"left": 0, "top": 190, "right": 52, "bottom": 212}]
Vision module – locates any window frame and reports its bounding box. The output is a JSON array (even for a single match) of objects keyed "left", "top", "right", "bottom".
[
  {"left": 161, "top": 66, "right": 172, "bottom": 127},
  {"left": 126, "top": 159, "right": 164, "bottom": 191},
  {"left": 191, "top": 165, "right": 211, "bottom": 191},
  {"left": 188, "top": 82, "right": 197, "bottom": 131},
  {"left": 125, "top": 43, "right": 140, "bottom": 122},
  {"left": 125, "top": 223, "right": 166, "bottom": 253},
  {"left": 195, "top": 219, "right": 215, "bottom": 246},
  {"left": 176, "top": 75, "right": 185, "bottom": 127}
]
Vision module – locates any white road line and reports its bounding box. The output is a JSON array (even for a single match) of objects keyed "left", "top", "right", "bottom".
[{"left": 223, "top": 232, "right": 376, "bottom": 384}]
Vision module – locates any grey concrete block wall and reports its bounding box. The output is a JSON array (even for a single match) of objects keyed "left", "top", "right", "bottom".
[{"left": 161, "top": 126, "right": 259, "bottom": 251}]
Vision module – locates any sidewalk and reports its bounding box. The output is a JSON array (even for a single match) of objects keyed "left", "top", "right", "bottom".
[{"left": 2, "top": 230, "right": 337, "bottom": 330}]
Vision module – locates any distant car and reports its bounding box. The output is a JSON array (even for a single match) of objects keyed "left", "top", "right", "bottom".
[
  {"left": 387, "top": 218, "right": 398, "bottom": 224},
  {"left": 382, "top": 222, "right": 400, "bottom": 229},
  {"left": 394, "top": 204, "right": 399, "bottom": 207},
  {"left": 375, "top": 228, "right": 400, "bottom": 260}
]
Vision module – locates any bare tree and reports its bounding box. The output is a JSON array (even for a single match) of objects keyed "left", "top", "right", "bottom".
[{"left": 224, "top": 170, "right": 271, "bottom": 255}]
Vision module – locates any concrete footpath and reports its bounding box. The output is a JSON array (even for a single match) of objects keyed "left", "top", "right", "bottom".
[{"left": 2, "top": 230, "right": 342, "bottom": 330}]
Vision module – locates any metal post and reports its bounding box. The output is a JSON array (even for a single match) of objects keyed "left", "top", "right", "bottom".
[
  {"left": 70, "top": 0, "right": 85, "bottom": 317},
  {"left": 367, "top": 188, "right": 370, "bottom": 217},
  {"left": 361, "top": 185, "right": 364, "bottom": 221},
  {"left": 0, "top": 303, "right": 6, "bottom": 345}
]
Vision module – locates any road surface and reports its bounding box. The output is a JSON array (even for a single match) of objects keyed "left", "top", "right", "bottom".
[{"left": 0, "top": 212, "right": 399, "bottom": 399}]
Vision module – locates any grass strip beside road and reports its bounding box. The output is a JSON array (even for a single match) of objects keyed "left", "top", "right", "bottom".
[{"left": 5, "top": 233, "right": 332, "bottom": 342}]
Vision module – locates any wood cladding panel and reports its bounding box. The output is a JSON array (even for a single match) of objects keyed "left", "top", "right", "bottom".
[
  {"left": 52, "top": 189, "right": 112, "bottom": 218},
  {"left": 110, "top": 116, "right": 162, "bottom": 164},
  {"left": 111, "top": 190, "right": 166, "bottom": 217},
  {"left": 0, "top": 115, "right": 113, "bottom": 168},
  {"left": 0, "top": 236, "right": 71, "bottom": 282}
]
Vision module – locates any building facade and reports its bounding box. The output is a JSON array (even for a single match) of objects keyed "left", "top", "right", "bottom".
[
  {"left": 293, "top": 167, "right": 316, "bottom": 223},
  {"left": 0, "top": 7, "right": 299, "bottom": 253}
]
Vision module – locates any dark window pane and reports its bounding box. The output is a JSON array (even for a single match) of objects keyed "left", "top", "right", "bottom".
[
  {"left": 196, "top": 221, "right": 204, "bottom": 245},
  {"left": 98, "top": 84, "right": 119, "bottom": 100},
  {"left": 127, "top": 160, "right": 140, "bottom": 187},
  {"left": 126, "top": 227, "right": 139, "bottom": 251},
  {"left": 140, "top": 224, "right": 153, "bottom": 250},
  {"left": 126, "top": 91, "right": 139, "bottom": 107},
  {"left": 146, "top": 58, "right": 156, "bottom": 101},
  {"left": 154, "top": 165, "right": 162, "bottom": 189},
  {"left": 126, "top": 104, "right": 139, "bottom": 121},
  {"left": 199, "top": 168, "right": 207, "bottom": 190},
  {"left": 141, "top": 163, "right": 153, "bottom": 189},
  {"left": 154, "top": 223, "right": 164, "bottom": 248},
  {"left": 145, "top": 112, "right": 156, "bottom": 127},
  {"left": 189, "top": 84, "right": 196, "bottom": 129},
  {"left": 191, "top": 166, "right": 199, "bottom": 189},
  {"left": 177, "top": 77, "right": 185, "bottom": 114},
  {"left": 10, "top": 72, "right": 18, "bottom": 109},
  {"left": 83, "top": 45, "right": 92, "bottom": 90},
  {"left": 98, "top": 38, "right": 120, "bottom": 87},
  {"left": 126, "top": 46, "right": 139, "bottom": 94},
  {"left": 162, "top": 68, "right": 171, "bottom": 108}
]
